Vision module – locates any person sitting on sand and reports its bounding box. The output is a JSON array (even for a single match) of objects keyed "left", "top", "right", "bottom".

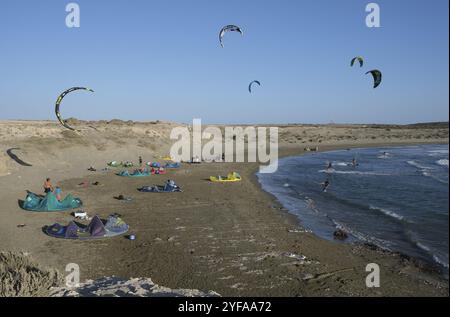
[
  {"left": 164, "top": 180, "right": 178, "bottom": 191},
  {"left": 139, "top": 156, "right": 143, "bottom": 167},
  {"left": 43, "top": 178, "right": 54, "bottom": 194},
  {"left": 139, "top": 166, "right": 147, "bottom": 173}
]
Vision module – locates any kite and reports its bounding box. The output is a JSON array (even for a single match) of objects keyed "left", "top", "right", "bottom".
[
  {"left": 248, "top": 80, "right": 261, "bottom": 93},
  {"left": 55, "top": 87, "right": 94, "bottom": 131},
  {"left": 219, "top": 25, "right": 243, "bottom": 48},
  {"left": 351, "top": 56, "right": 364, "bottom": 68},
  {"left": 6, "top": 148, "right": 32, "bottom": 167},
  {"left": 365, "top": 70, "right": 382, "bottom": 88}
]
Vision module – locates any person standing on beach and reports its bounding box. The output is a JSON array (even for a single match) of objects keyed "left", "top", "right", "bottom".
[
  {"left": 43, "top": 178, "right": 54, "bottom": 194},
  {"left": 138, "top": 156, "right": 146, "bottom": 173}
]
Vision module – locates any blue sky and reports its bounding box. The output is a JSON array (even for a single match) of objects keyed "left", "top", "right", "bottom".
[{"left": 0, "top": 0, "right": 448, "bottom": 124}]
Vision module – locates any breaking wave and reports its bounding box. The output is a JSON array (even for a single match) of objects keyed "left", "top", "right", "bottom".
[
  {"left": 370, "top": 205, "right": 405, "bottom": 222},
  {"left": 436, "top": 159, "right": 448, "bottom": 167},
  {"left": 407, "top": 160, "right": 432, "bottom": 170},
  {"left": 318, "top": 169, "right": 389, "bottom": 176}
]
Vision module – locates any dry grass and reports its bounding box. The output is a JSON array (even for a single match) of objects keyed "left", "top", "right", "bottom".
[{"left": 0, "top": 252, "right": 62, "bottom": 297}]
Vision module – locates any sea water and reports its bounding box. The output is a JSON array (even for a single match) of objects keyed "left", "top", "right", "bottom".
[{"left": 257, "top": 144, "right": 449, "bottom": 275}]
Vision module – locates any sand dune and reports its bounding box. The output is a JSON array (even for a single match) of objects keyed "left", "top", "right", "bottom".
[{"left": 1, "top": 120, "right": 447, "bottom": 174}]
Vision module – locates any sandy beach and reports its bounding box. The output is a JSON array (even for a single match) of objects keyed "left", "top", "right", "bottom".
[{"left": 0, "top": 120, "right": 448, "bottom": 296}]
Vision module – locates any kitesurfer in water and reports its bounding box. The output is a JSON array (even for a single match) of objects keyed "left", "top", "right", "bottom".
[{"left": 321, "top": 179, "right": 330, "bottom": 192}]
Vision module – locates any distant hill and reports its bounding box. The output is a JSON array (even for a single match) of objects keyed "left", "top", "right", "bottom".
[{"left": 404, "top": 122, "right": 449, "bottom": 129}]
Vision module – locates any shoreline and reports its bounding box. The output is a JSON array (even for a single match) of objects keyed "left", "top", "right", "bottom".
[{"left": 253, "top": 142, "right": 449, "bottom": 279}]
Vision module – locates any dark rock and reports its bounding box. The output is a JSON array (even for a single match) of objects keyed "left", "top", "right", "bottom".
[{"left": 333, "top": 229, "right": 348, "bottom": 240}]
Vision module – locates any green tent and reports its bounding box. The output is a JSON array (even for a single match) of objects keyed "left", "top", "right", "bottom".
[
  {"left": 21, "top": 192, "right": 82, "bottom": 212},
  {"left": 117, "top": 169, "right": 150, "bottom": 177}
]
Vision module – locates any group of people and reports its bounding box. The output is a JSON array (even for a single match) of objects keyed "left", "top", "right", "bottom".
[
  {"left": 321, "top": 151, "right": 391, "bottom": 192},
  {"left": 322, "top": 157, "right": 359, "bottom": 192},
  {"left": 44, "top": 155, "right": 175, "bottom": 202}
]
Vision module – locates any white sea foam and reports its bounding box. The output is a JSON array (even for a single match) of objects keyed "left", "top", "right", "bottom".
[
  {"left": 370, "top": 206, "right": 405, "bottom": 221},
  {"left": 433, "top": 255, "right": 449, "bottom": 269},
  {"left": 318, "top": 168, "right": 335, "bottom": 174},
  {"left": 414, "top": 241, "right": 449, "bottom": 269},
  {"left": 416, "top": 241, "right": 431, "bottom": 252},
  {"left": 406, "top": 160, "right": 433, "bottom": 170},
  {"left": 332, "top": 220, "right": 392, "bottom": 249},
  {"left": 436, "top": 159, "right": 449, "bottom": 167},
  {"left": 428, "top": 149, "right": 449, "bottom": 154},
  {"left": 408, "top": 159, "right": 449, "bottom": 183},
  {"left": 318, "top": 170, "right": 388, "bottom": 176}
]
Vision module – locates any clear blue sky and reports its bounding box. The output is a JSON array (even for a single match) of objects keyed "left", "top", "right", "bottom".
[{"left": 0, "top": 0, "right": 448, "bottom": 124}]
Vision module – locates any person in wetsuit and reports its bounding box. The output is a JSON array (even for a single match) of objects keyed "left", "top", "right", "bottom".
[{"left": 321, "top": 179, "right": 330, "bottom": 192}]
